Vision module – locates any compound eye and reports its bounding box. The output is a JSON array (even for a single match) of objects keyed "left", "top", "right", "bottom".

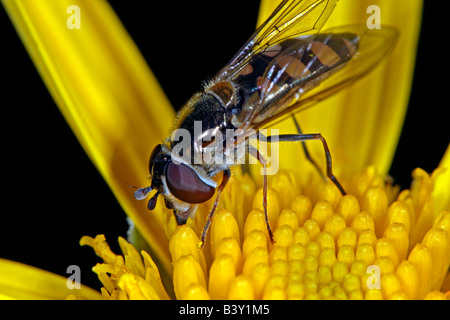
[
  {"left": 149, "top": 144, "right": 162, "bottom": 173},
  {"left": 165, "top": 162, "right": 215, "bottom": 203}
]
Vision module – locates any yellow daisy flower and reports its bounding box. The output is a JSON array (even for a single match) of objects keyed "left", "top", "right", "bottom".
[{"left": 2, "top": 0, "right": 449, "bottom": 300}]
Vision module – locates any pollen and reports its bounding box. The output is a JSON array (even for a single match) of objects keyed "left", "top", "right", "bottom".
[{"left": 84, "top": 166, "right": 449, "bottom": 300}]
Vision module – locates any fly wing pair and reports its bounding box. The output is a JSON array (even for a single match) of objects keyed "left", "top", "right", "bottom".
[{"left": 214, "top": 0, "right": 398, "bottom": 130}]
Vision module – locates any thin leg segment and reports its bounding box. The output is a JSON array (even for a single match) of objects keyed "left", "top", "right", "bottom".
[
  {"left": 248, "top": 146, "right": 275, "bottom": 244},
  {"left": 266, "top": 133, "right": 346, "bottom": 195},
  {"left": 291, "top": 116, "right": 326, "bottom": 181},
  {"left": 199, "top": 169, "right": 231, "bottom": 249}
]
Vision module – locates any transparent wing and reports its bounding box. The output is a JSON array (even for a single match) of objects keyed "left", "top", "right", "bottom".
[
  {"left": 250, "top": 25, "right": 399, "bottom": 128},
  {"left": 215, "top": 0, "right": 338, "bottom": 81}
]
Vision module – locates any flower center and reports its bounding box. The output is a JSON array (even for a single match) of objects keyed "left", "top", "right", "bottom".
[{"left": 83, "top": 166, "right": 450, "bottom": 300}]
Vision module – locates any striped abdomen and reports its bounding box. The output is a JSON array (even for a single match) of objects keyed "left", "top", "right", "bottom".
[{"left": 233, "top": 32, "right": 359, "bottom": 124}]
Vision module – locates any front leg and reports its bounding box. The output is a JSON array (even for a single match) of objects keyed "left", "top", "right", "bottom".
[{"left": 199, "top": 169, "right": 231, "bottom": 249}]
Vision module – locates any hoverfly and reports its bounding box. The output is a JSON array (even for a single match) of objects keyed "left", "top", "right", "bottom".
[{"left": 134, "top": 0, "right": 397, "bottom": 247}]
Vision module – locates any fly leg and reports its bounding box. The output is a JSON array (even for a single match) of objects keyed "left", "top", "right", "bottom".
[
  {"left": 267, "top": 132, "right": 346, "bottom": 196},
  {"left": 291, "top": 115, "right": 326, "bottom": 182},
  {"left": 248, "top": 145, "right": 275, "bottom": 244},
  {"left": 199, "top": 169, "right": 231, "bottom": 249}
]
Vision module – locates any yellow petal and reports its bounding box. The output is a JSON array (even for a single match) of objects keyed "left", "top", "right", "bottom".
[
  {"left": 0, "top": 258, "right": 101, "bottom": 300},
  {"left": 396, "top": 261, "right": 419, "bottom": 299},
  {"left": 383, "top": 223, "right": 409, "bottom": 261},
  {"left": 355, "top": 244, "right": 376, "bottom": 266},
  {"left": 337, "top": 246, "right": 355, "bottom": 269},
  {"left": 290, "top": 195, "right": 313, "bottom": 226},
  {"left": 376, "top": 238, "right": 400, "bottom": 268},
  {"left": 243, "top": 247, "right": 269, "bottom": 277},
  {"left": 214, "top": 237, "right": 242, "bottom": 273},
  {"left": 228, "top": 275, "right": 255, "bottom": 300},
  {"left": 408, "top": 243, "right": 433, "bottom": 298},
  {"left": 181, "top": 284, "right": 211, "bottom": 300},
  {"left": 80, "top": 235, "right": 170, "bottom": 300},
  {"left": 169, "top": 225, "right": 208, "bottom": 277},
  {"left": 210, "top": 209, "right": 241, "bottom": 258},
  {"left": 243, "top": 230, "right": 268, "bottom": 261},
  {"left": 118, "top": 273, "right": 160, "bottom": 300},
  {"left": 421, "top": 227, "right": 450, "bottom": 290},
  {"left": 423, "top": 291, "right": 448, "bottom": 300},
  {"left": 209, "top": 255, "right": 236, "bottom": 300},
  {"left": 337, "top": 195, "right": 360, "bottom": 225},
  {"left": 2, "top": 0, "right": 175, "bottom": 276},
  {"left": 277, "top": 209, "right": 299, "bottom": 230},
  {"left": 433, "top": 145, "right": 450, "bottom": 213},
  {"left": 337, "top": 228, "right": 357, "bottom": 251},
  {"left": 323, "top": 214, "right": 346, "bottom": 242},
  {"left": 381, "top": 273, "right": 403, "bottom": 299},
  {"left": 361, "top": 187, "right": 389, "bottom": 237},
  {"left": 351, "top": 211, "right": 375, "bottom": 236},
  {"left": 311, "top": 200, "right": 334, "bottom": 230},
  {"left": 173, "top": 255, "right": 207, "bottom": 300}
]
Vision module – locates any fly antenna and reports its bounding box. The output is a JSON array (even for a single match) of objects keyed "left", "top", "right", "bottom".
[{"left": 126, "top": 183, "right": 153, "bottom": 200}]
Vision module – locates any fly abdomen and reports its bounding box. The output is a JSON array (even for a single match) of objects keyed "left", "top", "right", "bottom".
[
  {"left": 280, "top": 32, "right": 359, "bottom": 86},
  {"left": 234, "top": 32, "right": 359, "bottom": 97}
]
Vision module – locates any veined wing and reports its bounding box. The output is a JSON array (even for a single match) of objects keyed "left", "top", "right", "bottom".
[
  {"left": 249, "top": 25, "right": 398, "bottom": 128},
  {"left": 215, "top": 0, "right": 338, "bottom": 81}
]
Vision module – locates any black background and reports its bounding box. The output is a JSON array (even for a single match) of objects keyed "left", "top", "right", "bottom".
[{"left": 0, "top": 1, "right": 447, "bottom": 293}]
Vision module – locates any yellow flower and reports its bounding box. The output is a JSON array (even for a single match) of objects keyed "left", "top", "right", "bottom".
[
  {"left": 2, "top": 0, "right": 449, "bottom": 300},
  {"left": 79, "top": 161, "right": 450, "bottom": 300}
]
